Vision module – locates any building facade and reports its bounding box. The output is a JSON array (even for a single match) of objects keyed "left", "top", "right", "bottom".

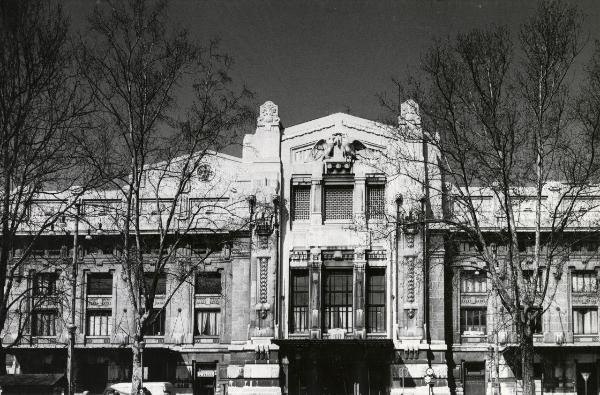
[{"left": 4, "top": 100, "right": 600, "bottom": 395}]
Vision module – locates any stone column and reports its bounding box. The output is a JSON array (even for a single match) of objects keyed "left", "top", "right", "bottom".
[
  {"left": 354, "top": 248, "right": 367, "bottom": 339},
  {"left": 309, "top": 248, "right": 322, "bottom": 339}
]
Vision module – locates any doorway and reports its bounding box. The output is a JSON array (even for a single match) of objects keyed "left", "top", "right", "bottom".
[
  {"left": 463, "top": 362, "right": 486, "bottom": 395},
  {"left": 192, "top": 362, "right": 216, "bottom": 395},
  {"left": 576, "top": 362, "right": 597, "bottom": 395}
]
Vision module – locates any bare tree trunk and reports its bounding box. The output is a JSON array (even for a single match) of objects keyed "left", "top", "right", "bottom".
[
  {"left": 520, "top": 323, "right": 535, "bottom": 395},
  {"left": 131, "top": 340, "right": 143, "bottom": 394},
  {"left": 0, "top": 345, "right": 8, "bottom": 375}
]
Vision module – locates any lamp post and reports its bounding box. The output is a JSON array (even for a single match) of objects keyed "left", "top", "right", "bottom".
[{"left": 67, "top": 201, "right": 80, "bottom": 395}]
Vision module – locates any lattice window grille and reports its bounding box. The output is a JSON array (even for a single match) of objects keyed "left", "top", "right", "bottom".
[
  {"left": 367, "top": 185, "right": 385, "bottom": 220},
  {"left": 292, "top": 186, "right": 310, "bottom": 221},
  {"left": 324, "top": 186, "right": 353, "bottom": 221}
]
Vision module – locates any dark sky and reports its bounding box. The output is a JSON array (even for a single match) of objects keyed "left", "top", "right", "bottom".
[{"left": 65, "top": 0, "right": 600, "bottom": 127}]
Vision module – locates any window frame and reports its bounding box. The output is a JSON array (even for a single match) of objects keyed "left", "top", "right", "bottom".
[
  {"left": 460, "top": 307, "right": 487, "bottom": 335},
  {"left": 323, "top": 184, "right": 354, "bottom": 223},
  {"left": 290, "top": 270, "right": 309, "bottom": 334},
  {"left": 195, "top": 271, "right": 222, "bottom": 295},
  {"left": 33, "top": 272, "right": 58, "bottom": 296},
  {"left": 86, "top": 273, "right": 113, "bottom": 296},
  {"left": 194, "top": 309, "right": 221, "bottom": 337},
  {"left": 460, "top": 270, "right": 487, "bottom": 294},
  {"left": 86, "top": 309, "right": 112, "bottom": 336},
  {"left": 572, "top": 271, "right": 598, "bottom": 293},
  {"left": 31, "top": 309, "right": 58, "bottom": 337},
  {"left": 366, "top": 268, "right": 386, "bottom": 333},
  {"left": 322, "top": 269, "right": 353, "bottom": 332},
  {"left": 291, "top": 184, "right": 311, "bottom": 222},
  {"left": 146, "top": 308, "right": 166, "bottom": 336},
  {"left": 144, "top": 273, "right": 167, "bottom": 295},
  {"left": 366, "top": 183, "right": 385, "bottom": 221},
  {"left": 573, "top": 307, "right": 598, "bottom": 334}
]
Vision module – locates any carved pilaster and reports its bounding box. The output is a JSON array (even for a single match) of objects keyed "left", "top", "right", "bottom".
[
  {"left": 354, "top": 177, "right": 366, "bottom": 228},
  {"left": 310, "top": 179, "right": 323, "bottom": 225},
  {"left": 354, "top": 248, "right": 367, "bottom": 339},
  {"left": 309, "top": 248, "right": 322, "bottom": 339}
]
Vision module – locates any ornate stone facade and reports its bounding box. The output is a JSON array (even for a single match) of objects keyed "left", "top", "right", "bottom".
[{"left": 7, "top": 100, "right": 600, "bottom": 395}]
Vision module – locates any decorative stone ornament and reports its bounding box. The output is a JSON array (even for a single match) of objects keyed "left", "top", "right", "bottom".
[{"left": 257, "top": 101, "right": 280, "bottom": 127}]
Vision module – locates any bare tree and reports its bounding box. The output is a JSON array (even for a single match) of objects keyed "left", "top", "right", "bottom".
[
  {"left": 0, "top": 0, "right": 96, "bottom": 374},
  {"left": 379, "top": 2, "right": 600, "bottom": 394},
  {"left": 77, "top": 0, "right": 253, "bottom": 391}
]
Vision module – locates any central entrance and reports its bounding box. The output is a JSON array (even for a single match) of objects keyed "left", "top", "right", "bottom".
[{"left": 278, "top": 339, "right": 392, "bottom": 395}]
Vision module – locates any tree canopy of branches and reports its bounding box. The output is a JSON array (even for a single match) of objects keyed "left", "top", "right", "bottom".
[
  {"left": 0, "top": 0, "right": 94, "bottom": 374},
  {"left": 380, "top": 2, "right": 600, "bottom": 394},
  {"left": 77, "top": 0, "right": 253, "bottom": 391}
]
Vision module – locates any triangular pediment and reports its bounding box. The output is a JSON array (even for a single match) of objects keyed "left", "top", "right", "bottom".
[
  {"left": 282, "top": 112, "right": 392, "bottom": 141},
  {"left": 282, "top": 113, "right": 393, "bottom": 164}
]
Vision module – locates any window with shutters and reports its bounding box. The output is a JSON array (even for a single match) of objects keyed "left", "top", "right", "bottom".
[
  {"left": 290, "top": 270, "right": 309, "bottom": 333},
  {"left": 195, "top": 272, "right": 222, "bottom": 294},
  {"left": 86, "top": 310, "right": 112, "bottom": 336},
  {"left": 87, "top": 273, "right": 113, "bottom": 295},
  {"left": 323, "top": 270, "right": 353, "bottom": 332},
  {"left": 32, "top": 310, "right": 57, "bottom": 336},
  {"left": 291, "top": 185, "right": 311, "bottom": 221},
  {"left": 323, "top": 185, "right": 353, "bottom": 221},
  {"left": 367, "top": 184, "right": 385, "bottom": 220},
  {"left": 195, "top": 309, "right": 221, "bottom": 336},
  {"left": 366, "top": 269, "right": 386, "bottom": 333}
]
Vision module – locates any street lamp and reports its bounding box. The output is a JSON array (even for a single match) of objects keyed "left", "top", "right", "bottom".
[{"left": 67, "top": 201, "right": 80, "bottom": 395}]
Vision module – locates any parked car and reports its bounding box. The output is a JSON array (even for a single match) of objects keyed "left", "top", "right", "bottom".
[{"left": 102, "top": 381, "right": 175, "bottom": 395}]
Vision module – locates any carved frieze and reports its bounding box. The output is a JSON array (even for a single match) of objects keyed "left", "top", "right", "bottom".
[
  {"left": 572, "top": 292, "right": 598, "bottom": 306},
  {"left": 195, "top": 295, "right": 221, "bottom": 306},
  {"left": 367, "top": 250, "right": 387, "bottom": 260},
  {"left": 460, "top": 294, "right": 488, "bottom": 306},
  {"left": 86, "top": 296, "right": 112, "bottom": 308}
]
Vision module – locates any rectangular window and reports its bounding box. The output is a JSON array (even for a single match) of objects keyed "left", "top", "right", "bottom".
[
  {"left": 194, "top": 309, "right": 221, "bottom": 336},
  {"left": 460, "top": 308, "right": 487, "bottom": 334},
  {"left": 86, "top": 310, "right": 112, "bottom": 336},
  {"left": 460, "top": 271, "right": 487, "bottom": 293},
  {"left": 573, "top": 308, "right": 598, "bottom": 334},
  {"left": 32, "top": 310, "right": 57, "bottom": 336},
  {"left": 324, "top": 186, "right": 353, "bottom": 221},
  {"left": 323, "top": 270, "right": 353, "bottom": 332},
  {"left": 146, "top": 309, "right": 166, "bottom": 336},
  {"left": 292, "top": 185, "right": 311, "bottom": 221},
  {"left": 33, "top": 273, "right": 58, "bottom": 296},
  {"left": 366, "top": 269, "right": 386, "bottom": 333},
  {"left": 367, "top": 184, "right": 385, "bottom": 220},
  {"left": 87, "top": 273, "right": 113, "bottom": 295},
  {"left": 195, "top": 272, "right": 222, "bottom": 295},
  {"left": 572, "top": 272, "right": 597, "bottom": 293},
  {"left": 290, "top": 270, "right": 309, "bottom": 333},
  {"left": 531, "top": 309, "right": 543, "bottom": 334},
  {"left": 523, "top": 270, "right": 544, "bottom": 293},
  {"left": 144, "top": 273, "right": 166, "bottom": 295}
]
